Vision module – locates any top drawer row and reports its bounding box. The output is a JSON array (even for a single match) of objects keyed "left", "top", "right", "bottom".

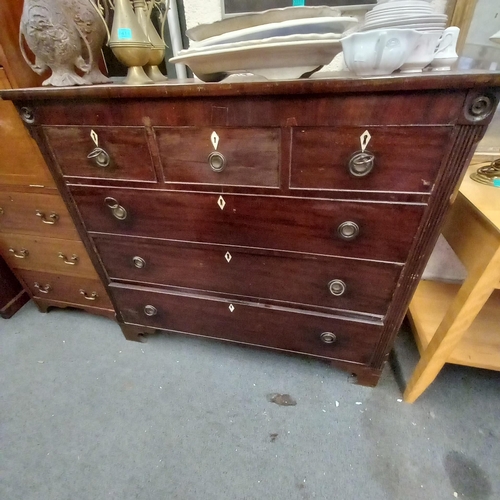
[{"left": 43, "top": 125, "right": 451, "bottom": 193}]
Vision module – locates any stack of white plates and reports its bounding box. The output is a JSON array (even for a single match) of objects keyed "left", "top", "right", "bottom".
[
  {"left": 361, "top": 0, "right": 447, "bottom": 32},
  {"left": 170, "top": 6, "right": 358, "bottom": 82}
]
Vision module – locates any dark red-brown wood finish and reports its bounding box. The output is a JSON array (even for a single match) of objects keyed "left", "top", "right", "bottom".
[
  {"left": 0, "top": 254, "right": 29, "bottom": 319},
  {"left": 2, "top": 72, "right": 499, "bottom": 386}
]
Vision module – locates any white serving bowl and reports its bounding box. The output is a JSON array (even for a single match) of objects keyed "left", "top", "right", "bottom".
[
  {"left": 400, "top": 30, "right": 442, "bottom": 72},
  {"left": 341, "top": 28, "right": 421, "bottom": 76}
]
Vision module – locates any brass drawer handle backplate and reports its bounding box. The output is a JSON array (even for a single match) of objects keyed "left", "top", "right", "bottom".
[
  {"left": 144, "top": 305, "right": 157, "bottom": 316},
  {"left": 87, "top": 147, "right": 111, "bottom": 168},
  {"left": 328, "top": 279, "right": 346, "bottom": 296},
  {"left": 207, "top": 151, "right": 226, "bottom": 172},
  {"left": 320, "top": 332, "right": 337, "bottom": 344},
  {"left": 34, "top": 282, "right": 52, "bottom": 294},
  {"left": 104, "top": 197, "right": 127, "bottom": 220},
  {"left": 337, "top": 221, "right": 360, "bottom": 241},
  {"left": 348, "top": 151, "right": 375, "bottom": 177},
  {"left": 80, "top": 289, "right": 98, "bottom": 301},
  {"left": 58, "top": 252, "right": 79, "bottom": 265},
  {"left": 36, "top": 210, "right": 59, "bottom": 225},
  {"left": 133, "top": 256, "right": 146, "bottom": 268},
  {"left": 9, "top": 248, "right": 29, "bottom": 259}
]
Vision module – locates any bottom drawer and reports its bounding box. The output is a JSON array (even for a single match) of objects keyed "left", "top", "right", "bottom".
[
  {"left": 19, "top": 270, "right": 113, "bottom": 309},
  {"left": 111, "top": 284, "right": 383, "bottom": 365}
]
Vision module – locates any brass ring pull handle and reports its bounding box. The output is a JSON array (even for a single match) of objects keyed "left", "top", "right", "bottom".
[
  {"left": 80, "top": 289, "right": 98, "bottom": 301},
  {"left": 320, "top": 332, "right": 337, "bottom": 344},
  {"left": 104, "top": 197, "right": 127, "bottom": 220},
  {"left": 36, "top": 210, "right": 59, "bottom": 225},
  {"left": 328, "top": 279, "right": 346, "bottom": 296},
  {"left": 207, "top": 151, "right": 226, "bottom": 172},
  {"left": 87, "top": 147, "right": 111, "bottom": 168},
  {"left": 9, "top": 248, "right": 29, "bottom": 259},
  {"left": 58, "top": 252, "right": 79, "bottom": 265},
  {"left": 337, "top": 221, "right": 360, "bottom": 241},
  {"left": 34, "top": 282, "right": 51, "bottom": 294},
  {"left": 348, "top": 151, "right": 375, "bottom": 177},
  {"left": 144, "top": 305, "right": 157, "bottom": 316},
  {"left": 133, "top": 256, "right": 146, "bottom": 268}
]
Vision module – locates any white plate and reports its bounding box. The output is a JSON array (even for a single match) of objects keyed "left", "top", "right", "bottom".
[
  {"left": 170, "top": 34, "right": 342, "bottom": 82},
  {"left": 362, "top": 22, "right": 446, "bottom": 31},
  {"left": 366, "top": 9, "right": 433, "bottom": 20},
  {"left": 195, "top": 17, "right": 358, "bottom": 48},
  {"left": 186, "top": 6, "right": 342, "bottom": 41},
  {"left": 373, "top": 1, "right": 434, "bottom": 9},
  {"left": 364, "top": 14, "right": 447, "bottom": 26},
  {"left": 363, "top": 17, "right": 446, "bottom": 29}
]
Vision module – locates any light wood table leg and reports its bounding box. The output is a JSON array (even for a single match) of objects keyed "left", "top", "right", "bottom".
[{"left": 404, "top": 246, "right": 500, "bottom": 403}]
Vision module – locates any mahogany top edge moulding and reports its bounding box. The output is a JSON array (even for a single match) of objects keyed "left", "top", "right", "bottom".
[{"left": 1, "top": 71, "right": 500, "bottom": 101}]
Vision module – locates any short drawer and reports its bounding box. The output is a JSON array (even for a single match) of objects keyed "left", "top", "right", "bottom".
[
  {"left": 155, "top": 127, "right": 280, "bottom": 187},
  {"left": 111, "top": 284, "right": 383, "bottom": 365},
  {"left": 0, "top": 233, "right": 98, "bottom": 278},
  {"left": 71, "top": 187, "right": 425, "bottom": 263},
  {"left": 20, "top": 269, "right": 112, "bottom": 308},
  {"left": 94, "top": 236, "right": 401, "bottom": 316},
  {"left": 43, "top": 126, "right": 156, "bottom": 182},
  {"left": 290, "top": 126, "right": 452, "bottom": 193},
  {"left": 0, "top": 191, "right": 79, "bottom": 239}
]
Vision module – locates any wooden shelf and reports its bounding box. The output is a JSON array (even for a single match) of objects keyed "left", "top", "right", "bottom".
[{"left": 409, "top": 280, "right": 500, "bottom": 372}]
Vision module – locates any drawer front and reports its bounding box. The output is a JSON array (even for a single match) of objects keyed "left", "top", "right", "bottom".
[
  {"left": 0, "top": 191, "right": 79, "bottom": 239},
  {"left": 112, "top": 284, "right": 383, "bottom": 364},
  {"left": 0, "top": 233, "right": 98, "bottom": 278},
  {"left": 155, "top": 127, "right": 280, "bottom": 187},
  {"left": 94, "top": 236, "right": 401, "bottom": 316},
  {"left": 20, "top": 269, "right": 113, "bottom": 308},
  {"left": 291, "top": 126, "right": 452, "bottom": 193},
  {"left": 43, "top": 126, "right": 156, "bottom": 182},
  {"left": 71, "top": 187, "right": 425, "bottom": 262}
]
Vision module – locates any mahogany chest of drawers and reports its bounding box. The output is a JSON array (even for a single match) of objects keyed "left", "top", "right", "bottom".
[{"left": 3, "top": 73, "right": 499, "bottom": 386}]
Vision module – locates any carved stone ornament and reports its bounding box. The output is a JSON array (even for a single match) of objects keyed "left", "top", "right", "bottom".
[{"left": 19, "top": 0, "right": 111, "bottom": 86}]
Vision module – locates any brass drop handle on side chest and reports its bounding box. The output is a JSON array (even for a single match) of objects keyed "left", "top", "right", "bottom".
[
  {"left": 320, "top": 332, "right": 337, "bottom": 344},
  {"left": 337, "top": 221, "right": 360, "bottom": 241},
  {"left": 9, "top": 248, "right": 29, "bottom": 259},
  {"left": 207, "top": 151, "right": 226, "bottom": 172},
  {"left": 34, "top": 282, "right": 52, "bottom": 294},
  {"left": 104, "top": 197, "right": 127, "bottom": 220},
  {"left": 36, "top": 210, "right": 59, "bottom": 225},
  {"left": 348, "top": 151, "right": 375, "bottom": 177},
  {"left": 87, "top": 147, "right": 111, "bottom": 168},
  {"left": 144, "top": 305, "right": 157, "bottom": 316},
  {"left": 58, "top": 252, "right": 79, "bottom": 265},
  {"left": 328, "top": 279, "right": 346, "bottom": 296},
  {"left": 80, "top": 289, "right": 98, "bottom": 301}
]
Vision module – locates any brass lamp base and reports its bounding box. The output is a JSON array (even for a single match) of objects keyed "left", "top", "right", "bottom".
[
  {"left": 145, "top": 65, "right": 168, "bottom": 82},
  {"left": 124, "top": 66, "right": 154, "bottom": 85},
  {"left": 470, "top": 158, "right": 500, "bottom": 187}
]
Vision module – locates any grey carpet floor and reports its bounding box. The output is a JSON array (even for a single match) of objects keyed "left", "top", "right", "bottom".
[{"left": 1, "top": 301, "right": 499, "bottom": 500}]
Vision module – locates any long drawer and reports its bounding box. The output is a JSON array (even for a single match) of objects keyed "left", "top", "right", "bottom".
[
  {"left": 19, "top": 269, "right": 113, "bottom": 308},
  {"left": 0, "top": 191, "right": 79, "bottom": 239},
  {"left": 94, "top": 235, "right": 401, "bottom": 316},
  {"left": 0, "top": 233, "right": 98, "bottom": 278},
  {"left": 71, "top": 187, "right": 425, "bottom": 262},
  {"left": 111, "top": 284, "right": 383, "bottom": 364},
  {"left": 290, "top": 126, "right": 452, "bottom": 193}
]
